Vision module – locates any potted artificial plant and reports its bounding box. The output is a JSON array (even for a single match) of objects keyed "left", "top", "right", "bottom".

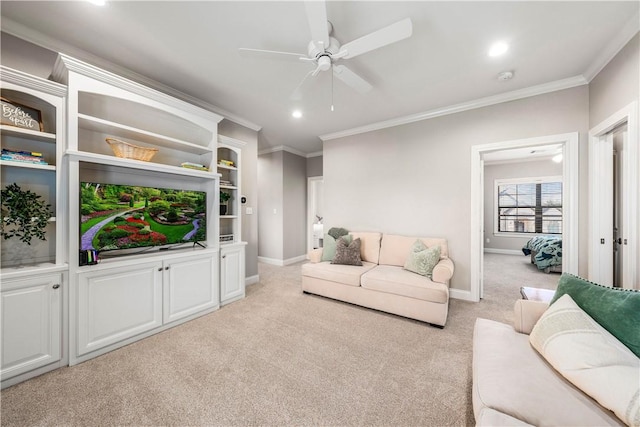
[
  {"left": 220, "top": 191, "right": 231, "bottom": 215},
  {"left": 1, "top": 183, "right": 53, "bottom": 245}
]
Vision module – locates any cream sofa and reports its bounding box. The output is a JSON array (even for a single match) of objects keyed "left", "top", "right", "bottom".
[
  {"left": 473, "top": 300, "right": 625, "bottom": 426},
  {"left": 301, "top": 232, "right": 455, "bottom": 327}
]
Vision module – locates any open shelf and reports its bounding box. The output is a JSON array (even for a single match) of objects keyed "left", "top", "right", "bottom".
[
  {"left": 78, "top": 114, "right": 214, "bottom": 156},
  {"left": 0, "top": 125, "right": 56, "bottom": 143},
  {"left": 0, "top": 160, "right": 56, "bottom": 171}
]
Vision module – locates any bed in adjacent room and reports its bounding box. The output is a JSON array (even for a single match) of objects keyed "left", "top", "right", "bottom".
[{"left": 522, "top": 235, "right": 562, "bottom": 273}]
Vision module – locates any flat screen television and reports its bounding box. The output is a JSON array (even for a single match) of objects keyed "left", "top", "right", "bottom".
[{"left": 80, "top": 182, "right": 206, "bottom": 256}]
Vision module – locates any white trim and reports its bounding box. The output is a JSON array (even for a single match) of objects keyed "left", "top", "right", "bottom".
[
  {"left": 258, "top": 145, "right": 307, "bottom": 158},
  {"left": 471, "top": 132, "right": 579, "bottom": 302},
  {"left": 588, "top": 102, "right": 639, "bottom": 288},
  {"left": 320, "top": 76, "right": 587, "bottom": 141},
  {"left": 245, "top": 275, "right": 259, "bottom": 286},
  {"left": 583, "top": 13, "right": 640, "bottom": 82},
  {"left": 306, "top": 151, "right": 323, "bottom": 158},
  {"left": 2, "top": 18, "right": 262, "bottom": 132},
  {"left": 483, "top": 248, "right": 522, "bottom": 256},
  {"left": 449, "top": 289, "right": 474, "bottom": 302},
  {"left": 218, "top": 134, "right": 247, "bottom": 148},
  {"left": 258, "top": 255, "right": 307, "bottom": 266}
]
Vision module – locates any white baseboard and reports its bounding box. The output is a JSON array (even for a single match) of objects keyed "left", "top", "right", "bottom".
[
  {"left": 245, "top": 275, "right": 259, "bottom": 286},
  {"left": 449, "top": 288, "right": 475, "bottom": 301},
  {"left": 258, "top": 255, "right": 307, "bottom": 266},
  {"left": 484, "top": 248, "right": 523, "bottom": 256}
]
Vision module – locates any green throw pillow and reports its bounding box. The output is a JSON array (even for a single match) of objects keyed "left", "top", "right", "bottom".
[
  {"left": 549, "top": 273, "right": 640, "bottom": 357},
  {"left": 327, "top": 227, "right": 349, "bottom": 240},
  {"left": 321, "top": 234, "right": 352, "bottom": 262},
  {"left": 404, "top": 240, "right": 441, "bottom": 278}
]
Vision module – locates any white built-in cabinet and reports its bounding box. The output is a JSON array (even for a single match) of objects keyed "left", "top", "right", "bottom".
[
  {"left": 52, "top": 55, "right": 225, "bottom": 365},
  {"left": 1, "top": 55, "right": 249, "bottom": 385},
  {"left": 0, "top": 67, "right": 68, "bottom": 388},
  {"left": 220, "top": 243, "right": 246, "bottom": 304},
  {"left": 217, "top": 135, "right": 246, "bottom": 304}
]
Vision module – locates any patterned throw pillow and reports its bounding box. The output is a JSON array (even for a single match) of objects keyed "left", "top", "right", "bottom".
[
  {"left": 331, "top": 237, "right": 362, "bottom": 266},
  {"left": 404, "top": 240, "right": 441, "bottom": 277},
  {"left": 321, "top": 234, "right": 352, "bottom": 262}
]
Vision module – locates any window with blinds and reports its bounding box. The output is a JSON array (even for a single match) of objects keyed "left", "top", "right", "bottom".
[{"left": 496, "top": 178, "right": 562, "bottom": 234}]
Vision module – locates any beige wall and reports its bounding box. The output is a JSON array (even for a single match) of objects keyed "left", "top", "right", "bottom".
[
  {"left": 257, "top": 151, "right": 284, "bottom": 260},
  {"left": 589, "top": 33, "right": 639, "bottom": 127},
  {"left": 483, "top": 160, "right": 563, "bottom": 252},
  {"left": 324, "top": 86, "right": 589, "bottom": 293},
  {"left": 306, "top": 155, "right": 323, "bottom": 177},
  {"left": 283, "top": 151, "right": 307, "bottom": 260}
]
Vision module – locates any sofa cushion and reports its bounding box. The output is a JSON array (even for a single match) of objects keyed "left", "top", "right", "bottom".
[
  {"left": 331, "top": 237, "right": 362, "bottom": 266},
  {"left": 473, "top": 318, "right": 624, "bottom": 426},
  {"left": 301, "top": 261, "right": 377, "bottom": 287},
  {"left": 530, "top": 294, "right": 640, "bottom": 426},
  {"left": 404, "top": 240, "right": 441, "bottom": 278},
  {"left": 321, "top": 234, "right": 352, "bottom": 262},
  {"left": 379, "top": 234, "right": 448, "bottom": 266},
  {"left": 349, "top": 232, "right": 382, "bottom": 264},
  {"left": 549, "top": 273, "right": 640, "bottom": 357},
  {"left": 360, "top": 265, "right": 448, "bottom": 304}
]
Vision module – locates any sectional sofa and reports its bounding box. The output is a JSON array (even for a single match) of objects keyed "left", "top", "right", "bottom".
[{"left": 301, "top": 232, "right": 454, "bottom": 327}]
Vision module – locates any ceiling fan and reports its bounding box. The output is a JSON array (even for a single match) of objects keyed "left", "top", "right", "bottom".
[{"left": 239, "top": 1, "right": 413, "bottom": 101}]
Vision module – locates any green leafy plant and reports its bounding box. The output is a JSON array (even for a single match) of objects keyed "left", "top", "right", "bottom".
[
  {"left": 1, "top": 183, "right": 53, "bottom": 245},
  {"left": 220, "top": 191, "right": 231, "bottom": 203}
]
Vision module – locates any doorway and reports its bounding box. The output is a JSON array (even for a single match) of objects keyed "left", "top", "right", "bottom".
[
  {"left": 470, "top": 132, "right": 579, "bottom": 302},
  {"left": 307, "top": 176, "right": 324, "bottom": 253},
  {"left": 588, "top": 102, "right": 638, "bottom": 289}
]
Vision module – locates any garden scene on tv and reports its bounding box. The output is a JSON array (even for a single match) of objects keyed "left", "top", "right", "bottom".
[{"left": 80, "top": 182, "right": 207, "bottom": 253}]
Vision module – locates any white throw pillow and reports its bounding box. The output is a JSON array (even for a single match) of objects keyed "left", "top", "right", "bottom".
[{"left": 530, "top": 294, "right": 640, "bottom": 426}]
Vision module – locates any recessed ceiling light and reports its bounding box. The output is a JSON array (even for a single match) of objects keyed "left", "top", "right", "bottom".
[
  {"left": 87, "top": 0, "right": 107, "bottom": 5},
  {"left": 488, "top": 41, "right": 508, "bottom": 57},
  {"left": 292, "top": 110, "right": 302, "bottom": 119}
]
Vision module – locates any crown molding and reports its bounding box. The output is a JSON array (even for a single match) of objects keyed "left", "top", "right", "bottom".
[
  {"left": 0, "top": 65, "right": 67, "bottom": 97},
  {"left": 583, "top": 13, "right": 639, "bottom": 82},
  {"left": 258, "top": 145, "right": 311, "bottom": 158},
  {"left": 2, "top": 18, "right": 262, "bottom": 132},
  {"left": 218, "top": 134, "right": 247, "bottom": 148},
  {"left": 306, "top": 150, "right": 323, "bottom": 158},
  {"left": 320, "top": 75, "right": 588, "bottom": 141}
]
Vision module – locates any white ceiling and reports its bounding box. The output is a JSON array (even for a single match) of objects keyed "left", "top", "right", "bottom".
[{"left": 1, "top": 1, "right": 638, "bottom": 154}]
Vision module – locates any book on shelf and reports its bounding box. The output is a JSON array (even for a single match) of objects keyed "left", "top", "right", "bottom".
[
  {"left": 220, "top": 234, "right": 234, "bottom": 242},
  {"left": 2, "top": 148, "right": 43, "bottom": 157},
  {"left": 180, "top": 162, "right": 208, "bottom": 171},
  {"left": 219, "top": 159, "right": 235, "bottom": 167},
  {"left": 1, "top": 154, "right": 48, "bottom": 165}
]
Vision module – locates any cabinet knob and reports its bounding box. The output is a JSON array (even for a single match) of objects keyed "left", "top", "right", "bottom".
[
  {"left": 53, "top": 284, "right": 60, "bottom": 289},
  {"left": 158, "top": 267, "right": 163, "bottom": 272},
  {"left": 222, "top": 255, "right": 226, "bottom": 259},
  {"left": 165, "top": 266, "right": 170, "bottom": 270}
]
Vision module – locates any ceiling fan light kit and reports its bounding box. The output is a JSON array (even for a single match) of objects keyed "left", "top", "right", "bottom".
[{"left": 239, "top": 0, "right": 413, "bottom": 106}]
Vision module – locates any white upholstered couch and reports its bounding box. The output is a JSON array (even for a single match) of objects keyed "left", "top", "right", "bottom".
[{"left": 301, "top": 232, "right": 454, "bottom": 327}]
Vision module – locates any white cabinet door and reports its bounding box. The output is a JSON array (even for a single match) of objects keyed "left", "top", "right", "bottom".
[
  {"left": 163, "top": 253, "right": 218, "bottom": 324},
  {"left": 77, "top": 261, "right": 162, "bottom": 356},
  {"left": 1, "top": 274, "right": 62, "bottom": 379},
  {"left": 220, "top": 244, "right": 245, "bottom": 305}
]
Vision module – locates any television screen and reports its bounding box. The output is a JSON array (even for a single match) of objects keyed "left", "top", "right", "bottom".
[{"left": 80, "top": 182, "right": 206, "bottom": 254}]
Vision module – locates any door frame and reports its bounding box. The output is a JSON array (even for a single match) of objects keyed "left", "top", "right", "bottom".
[
  {"left": 307, "top": 176, "right": 323, "bottom": 253},
  {"left": 470, "top": 132, "right": 579, "bottom": 302},
  {"left": 588, "top": 101, "right": 639, "bottom": 288}
]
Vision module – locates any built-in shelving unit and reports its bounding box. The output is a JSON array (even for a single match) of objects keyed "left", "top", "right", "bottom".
[
  {"left": 52, "top": 54, "right": 225, "bottom": 365},
  {"left": 0, "top": 66, "right": 68, "bottom": 388}
]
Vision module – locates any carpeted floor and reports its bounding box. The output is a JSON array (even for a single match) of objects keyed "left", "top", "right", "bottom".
[{"left": 0, "top": 253, "right": 560, "bottom": 426}]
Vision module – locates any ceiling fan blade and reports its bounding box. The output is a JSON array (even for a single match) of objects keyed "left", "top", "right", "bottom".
[
  {"left": 291, "top": 70, "right": 316, "bottom": 101},
  {"left": 340, "top": 18, "right": 413, "bottom": 59},
  {"left": 304, "top": 0, "right": 330, "bottom": 47},
  {"left": 238, "top": 47, "right": 306, "bottom": 61},
  {"left": 333, "top": 65, "right": 372, "bottom": 94}
]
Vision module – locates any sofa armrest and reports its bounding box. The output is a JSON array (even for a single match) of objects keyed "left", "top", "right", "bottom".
[
  {"left": 432, "top": 258, "right": 454, "bottom": 284},
  {"left": 513, "top": 300, "right": 549, "bottom": 334},
  {"left": 307, "top": 248, "right": 323, "bottom": 263}
]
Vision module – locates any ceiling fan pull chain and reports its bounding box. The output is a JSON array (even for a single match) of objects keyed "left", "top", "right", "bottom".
[{"left": 331, "top": 66, "right": 335, "bottom": 112}]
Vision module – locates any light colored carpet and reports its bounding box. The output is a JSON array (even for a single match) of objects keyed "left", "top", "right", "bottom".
[{"left": 1, "top": 253, "right": 559, "bottom": 426}]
